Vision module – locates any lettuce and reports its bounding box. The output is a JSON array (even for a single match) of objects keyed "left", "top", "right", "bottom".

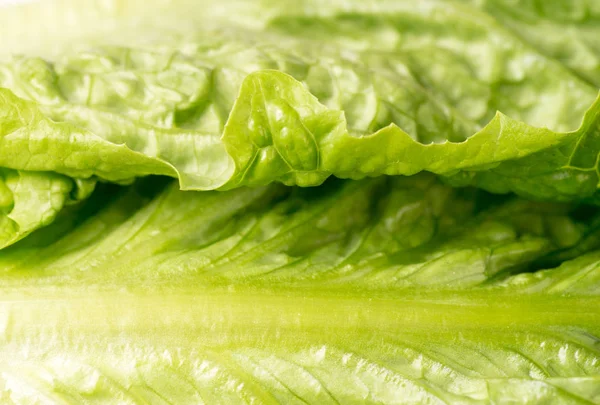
[
  {"left": 0, "top": 0, "right": 600, "bottom": 403},
  {"left": 1, "top": 0, "right": 600, "bottom": 246},
  {"left": 2, "top": 176, "right": 600, "bottom": 403}
]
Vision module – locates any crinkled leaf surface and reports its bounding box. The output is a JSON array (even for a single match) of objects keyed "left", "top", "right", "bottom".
[
  {"left": 0, "top": 0, "right": 600, "bottom": 404},
  {"left": 1, "top": 0, "right": 600, "bottom": 244}
]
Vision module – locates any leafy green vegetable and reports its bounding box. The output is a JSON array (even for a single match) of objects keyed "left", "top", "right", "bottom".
[
  {"left": 0, "top": 168, "right": 94, "bottom": 249},
  {"left": 1, "top": 0, "right": 600, "bottom": 245},
  {"left": 1, "top": 176, "right": 600, "bottom": 403},
  {"left": 0, "top": 0, "right": 600, "bottom": 403},
  {"left": 469, "top": 0, "right": 600, "bottom": 88}
]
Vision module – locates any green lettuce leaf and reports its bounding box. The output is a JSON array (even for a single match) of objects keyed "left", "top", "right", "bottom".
[
  {"left": 0, "top": 1, "right": 600, "bottom": 403},
  {"left": 469, "top": 0, "right": 600, "bottom": 88},
  {"left": 1, "top": 0, "right": 600, "bottom": 246},
  {"left": 1, "top": 176, "right": 600, "bottom": 403},
  {"left": 0, "top": 168, "right": 95, "bottom": 249}
]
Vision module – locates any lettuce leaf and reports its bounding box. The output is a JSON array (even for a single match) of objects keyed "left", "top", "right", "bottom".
[
  {"left": 1, "top": 176, "right": 600, "bottom": 403},
  {"left": 0, "top": 168, "right": 95, "bottom": 249},
  {"left": 0, "top": 0, "right": 600, "bottom": 403},
  {"left": 2, "top": 0, "right": 600, "bottom": 246}
]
